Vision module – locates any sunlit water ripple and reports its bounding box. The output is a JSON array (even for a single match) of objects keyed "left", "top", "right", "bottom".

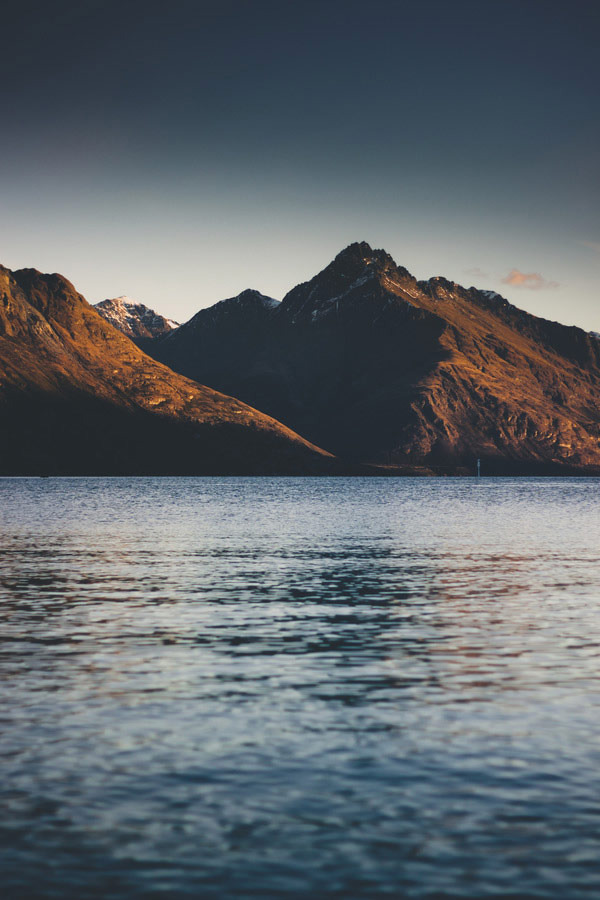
[{"left": 1, "top": 476, "right": 599, "bottom": 898}]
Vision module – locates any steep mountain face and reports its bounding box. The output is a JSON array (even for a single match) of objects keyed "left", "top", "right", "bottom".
[
  {"left": 0, "top": 266, "right": 332, "bottom": 474},
  {"left": 151, "top": 242, "right": 600, "bottom": 472},
  {"left": 157, "top": 289, "right": 281, "bottom": 405},
  {"left": 95, "top": 296, "right": 179, "bottom": 348}
]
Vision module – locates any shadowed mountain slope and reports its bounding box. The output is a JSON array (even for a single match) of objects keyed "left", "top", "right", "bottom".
[
  {"left": 0, "top": 265, "right": 332, "bottom": 474},
  {"left": 151, "top": 243, "right": 600, "bottom": 473}
]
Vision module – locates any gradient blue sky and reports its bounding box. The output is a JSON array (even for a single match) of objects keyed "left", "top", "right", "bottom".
[{"left": 1, "top": 0, "right": 598, "bottom": 329}]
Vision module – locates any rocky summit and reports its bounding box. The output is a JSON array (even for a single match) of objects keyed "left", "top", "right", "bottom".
[
  {"left": 0, "top": 265, "right": 332, "bottom": 475},
  {"left": 149, "top": 242, "right": 600, "bottom": 474},
  {"left": 95, "top": 296, "right": 179, "bottom": 348}
]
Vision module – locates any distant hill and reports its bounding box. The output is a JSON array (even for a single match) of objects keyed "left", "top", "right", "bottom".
[
  {"left": 95, "top": 296, "right": 179, "bottom": 348},
  {"left": 149, "top": 242, "right": 600, "bottom": 474},
  {"left": 0, "top": 265, "right": 333, "bottom": 475}
]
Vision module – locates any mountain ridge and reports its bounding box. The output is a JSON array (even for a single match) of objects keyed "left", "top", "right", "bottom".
[
  {"left": 0, "top": 264, "right": 334, "bottom": 475},
  {"left": 148, "top": 242, "right": 600, "bottom": 473}
]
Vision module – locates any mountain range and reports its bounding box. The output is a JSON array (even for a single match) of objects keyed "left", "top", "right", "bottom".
[
  {"left": 2, "top": 242, "right": 599, "bottom": 475},
  {"left": 146, "top": 242, "right": 600, "bottom": 473},
  {"left": 0, "top": 265, "right": 332, "bottom": 474}
]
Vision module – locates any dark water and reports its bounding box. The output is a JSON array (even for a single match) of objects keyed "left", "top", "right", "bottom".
[{"left": 1, "top": 477, "right": 600, "bottom": 899}]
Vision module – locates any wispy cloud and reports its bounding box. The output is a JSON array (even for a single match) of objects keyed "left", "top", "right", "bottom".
[
  {"left": 464, "top": 266, "right": 489, "bottom": 279},
  {"left": 501, "top": 269, "right": 559, "bottom": 290},
  {"left": 581, "top": 241, "right": 600, "bottom": 253}
]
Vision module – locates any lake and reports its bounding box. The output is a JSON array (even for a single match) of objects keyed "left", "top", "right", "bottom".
[{"left": 1, "top": 476, "right": 600, "bottom": 898}]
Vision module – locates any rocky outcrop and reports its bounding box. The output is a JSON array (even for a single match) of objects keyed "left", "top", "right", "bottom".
[{"left": 95, "top": 296, "right": 179, "bottom": 348}]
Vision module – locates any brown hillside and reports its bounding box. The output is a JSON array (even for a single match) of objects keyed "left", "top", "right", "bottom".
[{"left": 0, "top": 265, "right": 332, "bottom": 474}]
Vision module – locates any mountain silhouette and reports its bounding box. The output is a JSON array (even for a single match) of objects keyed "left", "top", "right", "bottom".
[{"left": 150, "top": 242, "right": 600, "bottom": 473}]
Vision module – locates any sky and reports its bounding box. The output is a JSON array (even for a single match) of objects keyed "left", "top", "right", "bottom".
[{"left": 1, "top": 0, "right": 599, "bottom": 329}]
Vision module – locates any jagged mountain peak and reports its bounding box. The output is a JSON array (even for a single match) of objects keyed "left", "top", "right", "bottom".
[
  {"left": 95, "top": 296, "right": 179, "bottom": 345},
  {"left": 279, "top": 242, "right": 416, "bottom": 323},
  {"left": 97, "top": 295, "right": 158, "bottom": 315},
  {"left": 334, "top": 240, "right": 390, "bottom": 263},
  {"left": 328, "top": 241, "right": 402, "bottom": 278},
  {"left": 104, "top": 294, "right": 140, "bottom": 306}
]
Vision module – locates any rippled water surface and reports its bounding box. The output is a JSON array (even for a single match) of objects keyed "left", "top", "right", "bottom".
[{"left": 1, "top": 477, "right": 600, "bottom": 899}]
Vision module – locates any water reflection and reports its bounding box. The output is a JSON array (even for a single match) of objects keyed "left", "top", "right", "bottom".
[{"left": 1, "top": 477, "right": 600, "bottom": 898}]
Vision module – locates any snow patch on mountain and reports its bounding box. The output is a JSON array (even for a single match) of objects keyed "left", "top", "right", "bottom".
[
  {"left": 95, "top": 296, "right": 179, "bottom": 341},
  {"left": 214, "top": 289, "right": 280, "bottom": 312},
  {"left": 184, "top": 290, "right": 280, "bottom": 330}
]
